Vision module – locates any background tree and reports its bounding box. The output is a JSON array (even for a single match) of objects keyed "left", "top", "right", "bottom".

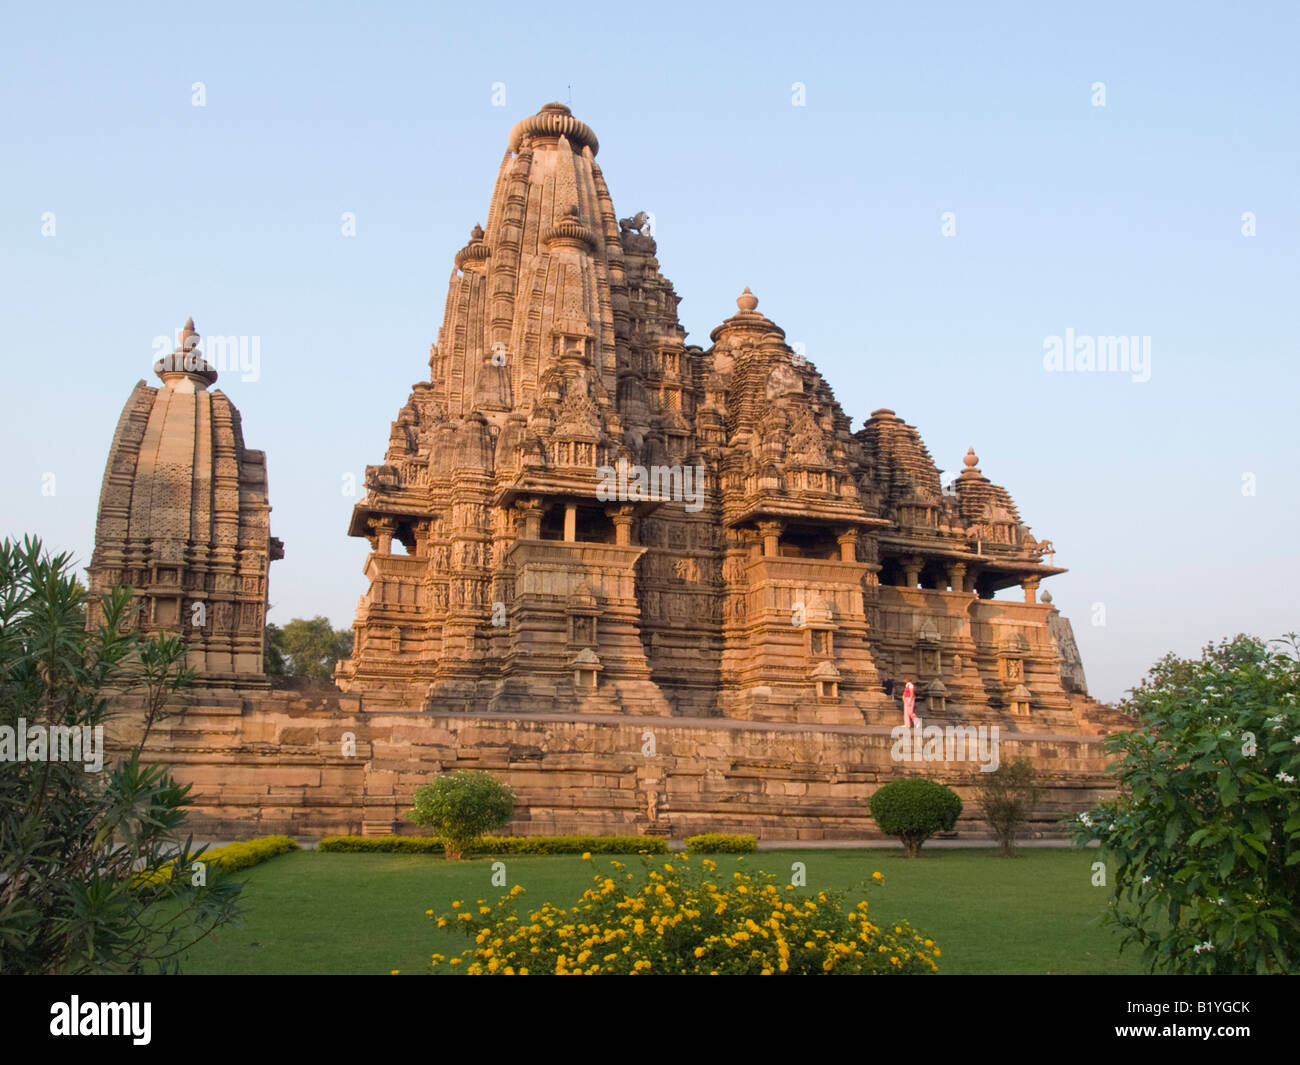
[
  {"left": 0, "top": 536, "right": 242, "bottom": 974},
  {"left": 974, "top": 759, "right": 1039, "bottom": 857},
  {"left": 868, "top": 777, "right": 962, "bottom": 858},
  {"left": 264, "top": 616, "right": 352, "bottom": 684},
  {"left": 1074, "top": 633, "right": 1300, "bottom": 974},
  {"left": 409, "top": 770, "right": 516, "bottom": 859}
]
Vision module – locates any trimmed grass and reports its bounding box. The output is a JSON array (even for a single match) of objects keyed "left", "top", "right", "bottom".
[{"left": 177, "top": 847, "right": 1141, "bottom": 975}]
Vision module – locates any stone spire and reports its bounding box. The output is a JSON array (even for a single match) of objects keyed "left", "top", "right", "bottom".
[
  {"left": 426, "top": 101, "right": 642, "bottom": 425},
  {"left": 89, "top": 325, "right": 282, "bottom": 685}
]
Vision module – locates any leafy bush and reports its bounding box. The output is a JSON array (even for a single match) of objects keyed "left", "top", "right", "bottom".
[
  {"left": 424, "top": 854, "right": 940, "bottom": 974},
  {"left": 409, "top": 770, "right": 517, "bottom": 859},
  {"left": 318, "top": 834, "right": 668, "bottom": 855},
  {"left": 1074, "top": 633, "right": 1300, "bottom": 974},
  {"left": 868, "top": 778, "right": 962, "bottom": 858},
  {"left": 685, "top": 833, "right": 757, "bottom": 854},
  {"left": 0, "top": 536, "right": 242, "bottom": 974},
  {"left": 138, "top": 835, "right": 301, "bottom": 884},
  {"left": 974, "top": 760, "right": 1039, "bottom": 857}
]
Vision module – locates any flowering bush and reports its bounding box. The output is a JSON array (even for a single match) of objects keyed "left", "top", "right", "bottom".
[
  {"left": 1074, "top": 633, "right": 1300, "bottom": 974},
  {"left": 423, "top": 854, "right": 940, "bottom": 974}
]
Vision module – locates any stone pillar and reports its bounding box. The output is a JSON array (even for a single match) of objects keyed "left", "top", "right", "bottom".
[
  {"left": 608, "top": 506, "right": 635, "bottom": 546},
  {"left": 371, "top": 517, "right": 395, "bottom": 555},
  {"left": 903, "top": 555, "right": 922, "bottom": 588},
  {"left": 516, "top": 498, "right": 543, "bottom": 540},
  {"left": 947, "top": 562, "right": 966, "bottom": 593},
  {"left": 837, "top": 529, "right": 858, "bottom": 562},
  {"left": 412, "top": 519, "right": 431, "bottom": 558},
  {"left": 563, "top": 502, "right": 577, "bottom": 542},
  {"left": 1022, "top": 577, "right": 1040, "bottom": 604},
  {"left": 758, "top": 520, "right": 784, "bottom": 558}
]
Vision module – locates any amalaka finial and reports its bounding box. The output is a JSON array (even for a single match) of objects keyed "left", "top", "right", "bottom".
[
  {"left": 154, "top": 316, "right": 216, "bottom": 389},
  {"left": 471, "top": 223, "right": 484, "bottom": 241},
  {"left": 963, "top": 447, "right": 979, "bottom": 469},
  {"left": 737, "top": 287, "right": 758, "bottom": 312}
]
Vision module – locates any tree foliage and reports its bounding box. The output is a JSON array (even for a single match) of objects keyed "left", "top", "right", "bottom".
[
  {"left": 264, "top": 616, "right": 352, "bottom": 684},
  {"left": 0, "top": 536, "right": 242, "bottom": 974},
  {"left": 1074, "top": 633, "right": 1300, "bottom": 974}
]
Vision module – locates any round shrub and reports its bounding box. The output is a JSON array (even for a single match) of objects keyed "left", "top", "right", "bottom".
[
  {"left": 868, "top": 778, "right": 962, "bottom": 857},
  {"left": 409, "top": 770, "right": 516, "bottom": 859}
]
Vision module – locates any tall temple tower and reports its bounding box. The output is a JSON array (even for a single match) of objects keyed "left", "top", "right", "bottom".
[
  {"left": 338, "top": 103, "right": 1083, "bottom": 727},
  {"left": 88, "top": 320, "right": 282, "bottom": 685}
]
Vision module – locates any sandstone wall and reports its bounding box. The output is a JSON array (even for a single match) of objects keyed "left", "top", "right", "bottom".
[{"left": 106, "top": 690, "right": 1117, "bottom": 843}]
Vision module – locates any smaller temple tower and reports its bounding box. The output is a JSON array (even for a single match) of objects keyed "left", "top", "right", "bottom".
[{"left": 88, "top": 319, "right": 283, "bottom": 685}]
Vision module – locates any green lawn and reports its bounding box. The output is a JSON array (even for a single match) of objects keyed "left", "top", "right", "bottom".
[{"left": 177, "top": 847, "right": 1142, "bottom": 975}]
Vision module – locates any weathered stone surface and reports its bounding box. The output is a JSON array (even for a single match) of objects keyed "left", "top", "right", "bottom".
[{"left": 101, "top": 690, "right": 1117, "bottom": 840}]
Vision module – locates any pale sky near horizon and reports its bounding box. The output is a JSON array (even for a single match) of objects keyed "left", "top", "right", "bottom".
[{"left": 2, "top": 1, "right": 1297, "bottom": 704}]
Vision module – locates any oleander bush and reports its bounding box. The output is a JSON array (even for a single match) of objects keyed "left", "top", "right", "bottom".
[
  {"left": 869, "top": 778, "right": 963, "bottom": 858},
  {"left": 1073, "top": 633, "right": 1300, "bottom": 975},
  {"left": 423, "top": 854, "right": 940, "bottom": 975},
  {"left": 0, "top": 536, "right": 242, "bottom": 975},
  {"left": 685, "top": 833, "right": 757, "bottom": 854},
  {"left": 318, "top": 834, "right": 668, "bottom": 855}
]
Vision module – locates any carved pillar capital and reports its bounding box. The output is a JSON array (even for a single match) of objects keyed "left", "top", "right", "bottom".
[
  {"left": 368, "top": 516, "right": 396, "bottom": 554},
  {"left": 902, "top": 555, "right": 923, "bottom": 588},
  {"left": 607, "top": 505, "right": 636, "bottom": 546},
  {"left": 836, "top": 528, "right": 858, "bottom": 562},
  {"left": 757, "top": 520, "right": 784, "bottom": 558},
  {"left": 514, "top": 497, "right": 544, "bottom": 540}
]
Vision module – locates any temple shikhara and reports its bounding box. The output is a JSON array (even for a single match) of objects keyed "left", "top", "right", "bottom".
[{"left": 92, "top": 104, "right": 1121, "bottom": 840}]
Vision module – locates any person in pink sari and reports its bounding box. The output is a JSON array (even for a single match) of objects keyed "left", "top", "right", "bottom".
[{"left": 902, "top": 676, "right": 920, "bottom": 726}]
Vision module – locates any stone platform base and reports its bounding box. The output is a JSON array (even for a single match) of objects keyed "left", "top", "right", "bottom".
[{"left": 105, "top": 689, "right": 1119, "bottom": 842}]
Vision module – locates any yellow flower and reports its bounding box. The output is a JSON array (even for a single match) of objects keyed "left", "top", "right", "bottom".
[
  {"left": 582, "top": 852, "right": 591, "bottom": 860},
  {"left": 872, "top": 871, "right": 883, "bottom": 881},
  {"left": 694, "top": 946, "right": 706, "bottom": 957},
  {"left": 425, "top": 909, "right": 433, "bottom": 916},
  {"left": 510, "top": 884, "right": 524, "bottom": 896},
  {"left": 389, "top": 970, "right": 400, "bottom": 975}
]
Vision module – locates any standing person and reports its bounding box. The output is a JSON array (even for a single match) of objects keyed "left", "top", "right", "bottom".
[{"left": 902, "top": 676, "right": 919, "bottom": 727}]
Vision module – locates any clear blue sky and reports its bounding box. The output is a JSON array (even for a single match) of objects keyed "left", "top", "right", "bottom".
[{"left": 2, "top": 1, "right": 1297, "bottom": 703}]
